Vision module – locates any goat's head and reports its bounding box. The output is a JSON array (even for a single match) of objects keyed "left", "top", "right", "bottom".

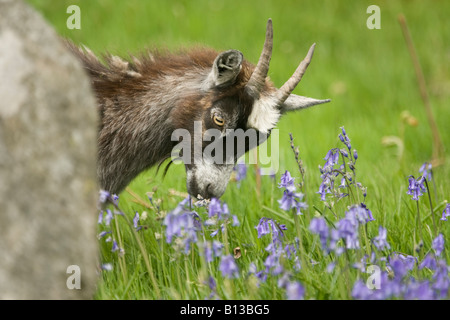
[{"left": 171, "top": 19, "right": 330, "bottom": 200}]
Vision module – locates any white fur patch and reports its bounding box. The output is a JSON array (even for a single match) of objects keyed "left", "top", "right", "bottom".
[{"left": 247, "top": 96, "right": 280, "bottom": 134}]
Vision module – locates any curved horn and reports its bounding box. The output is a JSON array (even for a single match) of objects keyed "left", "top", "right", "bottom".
[
  {"left": 275, "top": 43, "right": 316, "bottom": 105},
  {"left": 245, "top": 19, "right": 273, "bottom": 96},
  {"left": 281, "top": 94, "right": 331, "bottom": 113}
]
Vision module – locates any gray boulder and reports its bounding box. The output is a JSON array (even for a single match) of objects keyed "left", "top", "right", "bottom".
[{"left": 0, "top": 0, "right": 99, "bottom": 299}]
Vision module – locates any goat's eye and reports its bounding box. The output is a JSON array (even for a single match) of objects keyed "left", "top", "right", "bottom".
[{"left": 213, "top": 115, "right": 225, "bottom": 127}]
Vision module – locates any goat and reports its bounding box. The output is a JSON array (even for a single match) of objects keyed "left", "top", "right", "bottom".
[{"left": 66, "top": 19, "right": 330, "bottom": 199}]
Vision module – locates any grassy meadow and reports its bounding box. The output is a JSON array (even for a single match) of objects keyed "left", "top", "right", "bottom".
[{"left": 26, "top": 0, "right": 450, "bottom": 300}]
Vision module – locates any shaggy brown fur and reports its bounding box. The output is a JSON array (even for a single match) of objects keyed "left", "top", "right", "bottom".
[{"left": 65, "top": 41, "right": 265, "bottom": 195}]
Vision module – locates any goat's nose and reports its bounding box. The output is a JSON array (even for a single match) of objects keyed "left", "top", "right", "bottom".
[
  {"left": 205, "top": 184, "right": 213, "bottom": 199},
  {"left": 200, "top": 183, "right": 220, "bottom": 200}
]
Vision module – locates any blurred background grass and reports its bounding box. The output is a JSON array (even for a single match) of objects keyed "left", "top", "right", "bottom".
[{"left": 25, "top": 0, "right": 450, "bottom": 299}]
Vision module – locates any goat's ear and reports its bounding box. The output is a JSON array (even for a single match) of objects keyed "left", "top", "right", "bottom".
[
  {"left": 208, "top": 50, "right": 243, "bottom": 88},
  {"left": 280, "top": 94, "right": 331, "bottom": 113}
]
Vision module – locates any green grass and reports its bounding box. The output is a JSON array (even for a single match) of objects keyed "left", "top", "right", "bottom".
[{"left": 26, "top": 0, "right": 450, "bottom": 299}]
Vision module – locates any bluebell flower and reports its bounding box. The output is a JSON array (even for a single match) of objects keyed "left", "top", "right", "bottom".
[
  {"left": 255, "top": 270, "right": 268, "bottom": 283},
  {"left": 248, "top": 263, "right": 267, "bottom": 284},
  {"left": 432, "top": 234, "right": 445, "bottom": 257},
  {"left": 354, "top": 251, "right": 447, "bottom": 300},
  {"left": 338, "top": 215, "right": 358, "bottom": 236},
  {"left": 419, "top": 162, "right": 432, "bottom": 181},
  {"left": 163, "top": 198, "right": 201, "bottom": 253},
  {"left": 337, "top": 217, "right": 360, "bottom": 250},
  {"left": 232, "top": 215, "right": 240, "bottom": 227},
  {"left": 352, "top": 280, "right": 374, "bottom": 300},
  {"left": 208, "top": 276, "right": 216, "bottom": 291},
  {"left": 441, "top": 203, "right": 450, "bottom": 221},
  {"left": 278, "top": 170, "right": 308, "bottom": 214},
  {"left": 98, "top": 189, "right": 110, "bottom": 204},
  {"left": 407, "top": 175, "right": 427, "bottom": 200},
  {"left": 323, "top": 148, "right": 340, "bottom": 168},
  {"left": 346, "top": 204, "right": 375, "bottom": 225},
  {"left": 255, "top": 217, "right": 287, "bottom": 243},
  {"left": 373, "top": 226, "right": 390, "bottom": 251},
  {"left": 98, "top": 211, "right": 104, "bottom": 224},
  {"left": 206, "top": 198, "right": 239, "bottom": 237},
  {"left": 284, "top": 243, "right": 298, "bottom": 260},
  {"left": 277, "top": 272, "right": 291, "bottom": 289},
  {"left": 204, "top": 241, "right": 223, "bottom": 263},
  {"left": 339, "top": 176, "right": 346, "bottom": 188},
  {"left": 286, "top": 281, "right": 305, "bottom": 300},
  {"left": 208, "top": 198, "right": 222, "bottom": 218},
  {"left": 391, "top": 253, "right": 415, "bottom": 278},
  {"left": 104, "top": 209, "right": 113, "bottom": 226},
  {"left": 326, "top": 262, "right": 336, "bottom": 273},
  {"left": 220, "top": 255, "right": 239, "bottom": 278},
  {"left": 111, "top": 240, "right": 119, "bottom": 252},
  {"left": 380, "top": 272, "right": 403, "bottom": 299},
  {"left": 97, "top": 230, "right": 111, "bottom": 239},
  {"left": 133, "top": 212, "right": 139, "bottom": 228},
  {"left": 263, "top": 240, "right": 292, "bottom": 276},
  {"left": 233, "top": 162, "right": 248, "bottom": 185},
  {"left": 278, "top": 189, "right": 308, "bottom": 215},
  {"left": 204, "top": 245, "right": 213, "bottom": 263},
  {"left": 388, "top": 253, "right": 416, "bottom": 279},
  {"left": 331, "top": 205, "right": 375, "bottom": 252},
  {"left": 317, "top": 177, "right": 332, "bottom": 201},
  {"left": 247, "top": 263, "right": 258, "bottom": 278},
  {"left": 309, "top": 217, "right": 329, "bottom": 251},
  {"left": 210, "top": 224, "right": 226, "bottom": 237},
  {"left": 205, "top": 275, "right": 218, "bottom": 300},
  {"left": 255, "top": 218, "right": 271, "bottom": 238},
  {"left": 339, "top": 127, "right": 352, "bottom": 151},
  {"left": 398, "top": 254, "right": 418, "bottom": 271},
  {"left": 419, "top": 253, "right": 437, "bottom": 270},
  {"left": 170, "top": 196, "right": 191, "bottom": 215},
  {"left": 356, "top": 183, "right": 367, "bottom": 198},
  {"left": 352, "top": 256, "right": 368, "bottom": 273},
  {"left": 163, "top": 211, "right": 185, "bottom": 243},
  {"left": 213, "top": 240, "right": 223, "bottom": 256},
  {"left": 317, "top": 145, "right": 355, "bottom": 201},
  {"left": 133, "top": 212, "right": 142, "bottom": 231},
  {"left": 404, "top": 280, "right": 435, "bottom": 300},
  {"left": 101, "top": 263, "right": 113, "bottom": 271},
  {"left": 278, "top": 170, "right": 295, "bottom": 190},
  {"left": 432, "top": 259, "right": 450, "bottom": 298},
  {"left": 263, "top": 251, "right": 281, "bottom": 274},
  {"left": 360, "top": 203, "right": 375, "bottom": 222},
  {"left": 329, "top": 229, "right": 344, "bottom": 256},
  {"left": 208, "top": 198, "right": 230, "bottom": 220}
]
